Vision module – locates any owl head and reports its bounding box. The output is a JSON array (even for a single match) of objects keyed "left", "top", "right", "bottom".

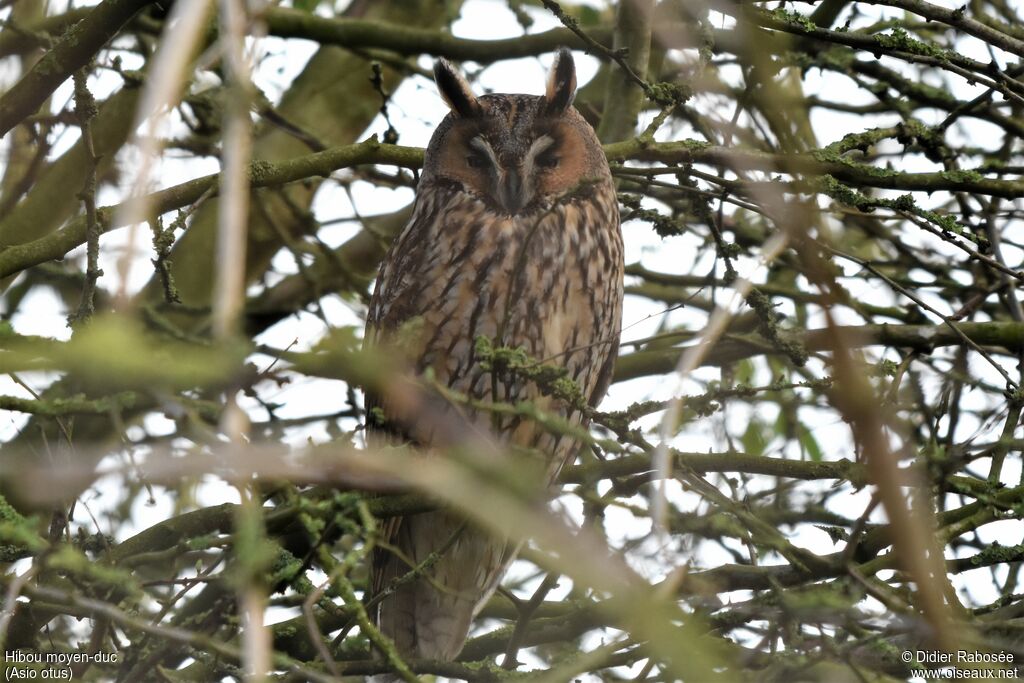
[{"left": 422, "top": 49, "right": 609, "bottom": 216}]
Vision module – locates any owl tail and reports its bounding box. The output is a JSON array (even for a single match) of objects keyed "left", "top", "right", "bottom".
[
  {"left": 369, "top": 552, "right": 478, "bottom": 682},
  {"left": 370, "top": 511, "right": 509, "bottom": 677},
  {"left": 372, "top": 519, "right": 478, "bottom": 658}
]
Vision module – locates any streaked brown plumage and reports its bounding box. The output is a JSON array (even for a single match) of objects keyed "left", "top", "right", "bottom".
[{"left": 364, "top": 49, "right": 623, "bottom": 667}]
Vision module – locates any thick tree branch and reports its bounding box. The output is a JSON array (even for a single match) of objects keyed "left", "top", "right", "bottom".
[
  {"left": 614, "top": 322, "right": 1024, "bottom": 380},
  {"left": 0, "top": 0, "right": 152, "bottom": 138},
  {"left": 0, "top": 140, "right": 421, "bottom": 279}
]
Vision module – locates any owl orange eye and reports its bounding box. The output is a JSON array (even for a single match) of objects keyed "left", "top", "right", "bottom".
[{"left": 466, "top": 153, "right": 489, "bottom": 168}]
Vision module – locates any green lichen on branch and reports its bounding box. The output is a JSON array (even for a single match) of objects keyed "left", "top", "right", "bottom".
[
  {"left": 150, "top": 213, "right": 184, "bottom": 304},
  {"left": 646, "top": 80, "right": 693, "bottom": 107},
  {"left": 874, "top": 27, "right": 949, "bottom": 60},
  {"left": 474, "top": 335, "right": 589, "bottom": 413},
  {"left": 618, "top": 193, "right": 686, "bottom": 237},
  {"left": 0, "top": 494, "right": 45, "bottom": 562},
  {"left": 970, "top": 542, "right": 1024, "bottom": 566},
  {"left": 46, "top": 545, "right": 144, "bottom": 600},
  {"left": 745, "top": 289, "right": 809, "bottom": 366},
  {"left": 811, "top": 146, "right": 899, "bottom": 179},
  {"left": 770, "top": 7, "right": 817, "bottom": 31},
  {"left": 940, "top": 168, "right": 985, "bottom": 184},
  {"left": 823, "top": 118, "right": 945, "bottom": 160},
  {"left": 0, "top": 391, "right": 137, "bottom": 416},
  {"left": 817, "top": 175, "right": 989, "bottom": 248}
]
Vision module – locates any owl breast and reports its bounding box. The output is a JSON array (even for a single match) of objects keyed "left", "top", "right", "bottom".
[{"left": 369, "top": 177, "right": 623, "bottom": 453}]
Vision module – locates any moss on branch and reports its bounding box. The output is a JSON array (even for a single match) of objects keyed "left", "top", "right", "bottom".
[{"left": 0, "top": 391, "right": 137, "bottom": 416}]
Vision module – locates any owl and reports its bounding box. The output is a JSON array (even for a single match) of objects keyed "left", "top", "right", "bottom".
[{"left": 364, "top": 49, "right": 623, "bottom": 670}]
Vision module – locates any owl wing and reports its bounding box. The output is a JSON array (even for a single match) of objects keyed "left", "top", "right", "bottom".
[
  {"left": 588, "top": 335, "right": 619, "bottom": 409},
  {"left": 363, "top": 197, "right": 444, "bottom": 600},
  {"left": 363, "top": 195, "right": 439, "bottom": 441}
]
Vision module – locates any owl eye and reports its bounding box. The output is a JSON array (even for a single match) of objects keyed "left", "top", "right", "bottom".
[
  {"left": 537, "top": 152, "right": 560, "bottom": 169},
  {"left": 466, "top": 152, "right": 489, "bottom": 169}
]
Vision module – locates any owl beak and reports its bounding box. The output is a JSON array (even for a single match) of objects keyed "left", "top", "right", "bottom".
[{"left": 496, "top": 167, "right": 528, "bottom": 215}]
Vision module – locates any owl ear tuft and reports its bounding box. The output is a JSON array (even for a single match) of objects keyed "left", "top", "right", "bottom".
[
  {"left": 543, "top": 48, "right": 577, "bottom": 115},
  {"left": 434, "top": 59, "right": 481, "bottom": 118}
]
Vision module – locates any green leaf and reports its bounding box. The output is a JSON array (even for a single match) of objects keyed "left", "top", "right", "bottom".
[
  {"left": 740, "top": 419, "right": 766, "bottom": 456},
  {"left": 734, "top": 359, "right": 755, "bottom": 385},
  {"left": 799, "top": 427, "right": 824, "bottom": 462},
  {"left": 772, "top": 406, "right": 789, "bottom": 438},
  {"left": 577, "top": 6, "right": 602, "bottom": 25}
]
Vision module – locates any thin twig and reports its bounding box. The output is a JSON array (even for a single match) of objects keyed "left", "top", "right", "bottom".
[
  {"left": 827, "top": 245, "right": 1019, "bottom": 391},
  {"left": 70, "top": 67, "right": 102, "bottom": 325}
]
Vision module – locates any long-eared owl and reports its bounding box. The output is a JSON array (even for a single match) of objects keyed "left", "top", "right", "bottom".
[{"left": 364, "top": 49, "right": 623, "bottom": 668}]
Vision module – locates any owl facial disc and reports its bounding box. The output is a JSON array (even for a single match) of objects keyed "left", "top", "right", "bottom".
[
  {"left": 426, "top": 49, "right": 601, "bottom": 217},
  {"left": 470, "top": 134, "right": 561, "bottom": 215}
]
